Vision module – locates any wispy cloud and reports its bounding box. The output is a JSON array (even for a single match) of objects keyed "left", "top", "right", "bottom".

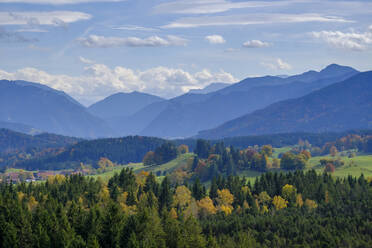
[
  {"left": 154, "top": 0, "right": 290, "bottom": 15},
  {"left": 261, "top": 58, "right": 292, "bottom": 70},
  {"left": 0, "top": 0, "right": 126, "bottom": 4},
  {"left": 112, "top": 25, "right": 158, "bottom": 32},
  {"left": 243, "top": 40, "right": 270, "bottom": 48},
  {"left": 79, "top": 56, "right": 95, "bottom": 64},
  {"left": 205, "top": 35, "right": 225, "bottom": 44},
  {"left": 77, "top": 35, "right": 188, "bottom": 48},
  {"left": 0, "top": 26, "right": 36, "bottom": 42},
  {"left": 16, "top": 28, "right": 48, "bottom": 32},
  {"left": 0, "top": 11, "right": 91, "bottom": 25},
  {"left": 163, "top": 13, "right": 352, "bottom": 28},
  {"left": 312, "top": 27, "right": 372, "bottom": 51}
]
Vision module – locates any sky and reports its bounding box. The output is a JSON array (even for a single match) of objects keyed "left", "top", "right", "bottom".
[{"left": 0, "top": 0, "right": 371, "bottom": 106}]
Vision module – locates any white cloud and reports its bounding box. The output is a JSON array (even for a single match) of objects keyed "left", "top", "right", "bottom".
[
  {"left": 16, "top": 28, "right": 48, "bottom": 32},
  {"left": 0, "top": 65, "right": 237, "bottom": 105},
  {"left": 79, "top": 56, "right": 95, "bottom": 64},
  {"left": 163, "top": 13, "right": 352, "bottom": 28},
  {"left": 205, "top": 35, "right": 226, "bottom": 44},
  {"left": 77, "top": 35, "right": 188, "bottom": 48},
  {"left": 261, "top": 58, "right": 292, "bottom": 70},
  {"left": 0, "top": 0, "right": 125, "bottom": 4},
  {"left": 112, "top": 25, "right": 158, "bottom": 32},
  {"left": 312, "top": 28, "right": 372, "bottom": 51},
  {"left": 0, "top": 11, "right": 91, "bottom": 25},
  {"left": 243, "top": 40, "right": 270, "bottom": 48},
  {"left": 154, "top": 0, "right": 290, "bottom": 15}
]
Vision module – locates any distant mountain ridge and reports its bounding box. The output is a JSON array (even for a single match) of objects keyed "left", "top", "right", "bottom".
[
  {"left": 0, "top": 80, "right": 113, "bottom": 138},
  {"left": 198, "top": 71, "right": 372, "bottom": 139},
  {"left": 189, "top": 83, "right": 230, "bottom": 94},
  {"left": 137, "top": 64, "right": 359, "bottom": 138},
  {"left": 88, "top": 91, "right": 164, "bottom": 119}
]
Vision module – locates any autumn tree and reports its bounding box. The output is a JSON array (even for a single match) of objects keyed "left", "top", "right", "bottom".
[
  {"left": 330, "top": 146, "right": 338, "bottom": 157},
  {"left": 216, "top": 189, "right": 234, "bottom": 215},
  {"left": 143, "top": 151, "right": 156, "bottom": 166},
  {"left": 177, "top": 144, "right": 189, "bottom": 154},
  {"left": 272, "top": 196, "right": 288, "bottom": 210},
  {"left": 260, "top": 145, "right": 273, "bottom": 157}
]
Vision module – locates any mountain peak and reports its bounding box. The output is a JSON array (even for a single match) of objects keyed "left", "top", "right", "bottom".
[{"left": 320, "top": 64, "right": 358, "bottom": 75}]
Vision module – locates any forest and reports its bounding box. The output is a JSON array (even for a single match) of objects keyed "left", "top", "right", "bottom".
[{"left": 0, "top": 169, "right": 371, "bottom": 247}]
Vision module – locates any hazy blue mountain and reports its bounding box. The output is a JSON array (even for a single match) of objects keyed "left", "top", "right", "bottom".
[
  {"left": 189, "top": 82, "right": 230, "bottom": 94},
  {"left": 198, "top": 71, "right": 372, "bottom": 139},
  {"left": 0, "top": 80, "right": 113, "bottom": 138},
  {"left": 0, "top": 121, "right": 41, "bottom": 135},
  {"left": 139, "top": 64, "right": 358, "bottom": 138},
  {"left": 88, "top": 91, "right": 164, "bottom": 119},
  {"left": 108, "top": 100, "right": 170, "bottom": 136},
  {"left": 12, "top": 80, "right": 84, "bottom": 107}
]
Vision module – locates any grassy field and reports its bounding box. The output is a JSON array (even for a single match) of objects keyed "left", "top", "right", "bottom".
[
  {"left": 89, "top": 153, "right": 194, "bottom": 181},
  {"left": 273, "top": 147, "right": 292, "bottom": 158},
  {"left": 142, "top": 153, "right": 195, "bottom": 175},
  {"left": 89, "top": 163, "right": 145, "bottom": 181},
  {"left": 307, "top": 154, "right": 372, "bottom": 178}
]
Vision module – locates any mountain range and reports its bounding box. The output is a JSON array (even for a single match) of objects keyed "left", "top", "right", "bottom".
[
  {"left": 137, "top": 64, "right": 359, "bottom": 138},
  {"left": 1, "top": 64, "right": 371, "bottom": 139},
  {"left": 198, "top": 71, "right": 372, "bottom": 139},
  {"left": 0, "top": 80, "right": 113, "bottom": 138}
]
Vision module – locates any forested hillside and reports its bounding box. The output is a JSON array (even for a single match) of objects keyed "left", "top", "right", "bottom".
[
  {"left": 0, "top": 129, "right": 80, "bottom": 153},
  {"left": 0, "top": 170, "right": 371, "bottom": 247},
  {"left": 17, "top": 136, "right": 166, "bottom": 170}
]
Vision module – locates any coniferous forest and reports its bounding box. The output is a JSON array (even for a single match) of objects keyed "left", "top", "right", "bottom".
[{"left": 0, "top": 169, "right": 371, "bottom": 248}]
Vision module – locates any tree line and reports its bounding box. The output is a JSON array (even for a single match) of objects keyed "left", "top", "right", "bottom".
[{"left": 0, "top": 169, "right": 371, "bottom": 247}]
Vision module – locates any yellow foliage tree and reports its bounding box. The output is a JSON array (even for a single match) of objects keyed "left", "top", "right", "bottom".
[
  {"left": 17, "top": 191, "right": 25, "bottom": 202},
  {"left": 47, "top": 174, "right": 66, "bottom": 184},
  {"left": 217, "top": 189, "right": 234, "bottom": 206},
  {"left": 219, "top": 205, "right": 233, "bottom": 215},
  {"left": 258, "top": 191, "right": 271, "bottom": 204},
  {"left": 169, "top": 208, "right": 178, "bottom": 219},
  {"left": 174, "top": 185, "right": 192, "bottom": 208},
  {"left": 272, "top": 195, "right": 288, "bottom": 210},
  {"left": 99, "top": 185, "right": 110, "bottom": 203},
  {"left": 260, "top": 205, "right": 269, "bottom": 214},
  {"left": 217, "top": 189, "right": 234, "bottom": 215},
  {"left": 295, "top": 194, "right": 304, "bottom": 207},
  {"left": 27, "top": 196, "right": 38, "bottom": 211},
  {"left": 98, "top": 157, "right": 114, "bottom": 171},
  {"left": 197, "top": 197, "right": 217, "bottom": 216},
  {"left": 305, "top": 199, "right": 318, "bottom": 210},
  {"left": 282, "top": 184, "right": 297, "bottom": 200}
]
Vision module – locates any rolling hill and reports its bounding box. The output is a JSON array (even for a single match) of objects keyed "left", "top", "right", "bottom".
[
  {"left": 0, "top": 80, "right": 113, "bottom": 138},
  {"left": 198, "top": 71, "right": 372, "bottom": 139},
  {"left": 0, "top": 128, "right": 80, "bottom": 154}
]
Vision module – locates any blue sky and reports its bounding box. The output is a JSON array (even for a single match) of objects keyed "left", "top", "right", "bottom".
[{"left": 0, "top": 0, "right": 371, "bottom": 105}]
